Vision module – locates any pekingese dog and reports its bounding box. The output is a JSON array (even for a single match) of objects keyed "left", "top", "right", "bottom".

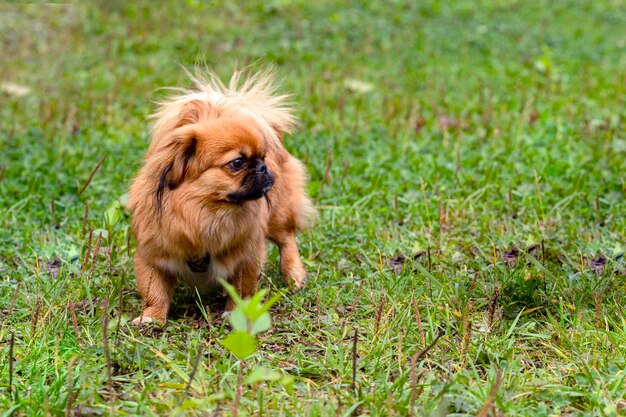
[{"left": 127, "top": 69, "right": 315, "bottom": 324}]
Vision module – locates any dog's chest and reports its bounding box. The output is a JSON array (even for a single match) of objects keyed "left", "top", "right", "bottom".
[
  {"left": 187, "top": 253, "right": 212, "bottom": 273},
  {"left": 155, "top": 255, "right": 229, "bottom": 292}
]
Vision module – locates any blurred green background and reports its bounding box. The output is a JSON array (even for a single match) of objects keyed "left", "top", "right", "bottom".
[{"left": 1, "top": 1, "right": 625, "bottom": 415}]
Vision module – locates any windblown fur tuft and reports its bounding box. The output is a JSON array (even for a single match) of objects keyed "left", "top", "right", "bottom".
[{"left": 148, "top": 68, "right": 298, "bottom": 152}]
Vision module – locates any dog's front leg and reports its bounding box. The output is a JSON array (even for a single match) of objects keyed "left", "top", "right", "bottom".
[
  {"left": 132, "top": 255, "right": 174, "bottom": 325},
  {"left": 224, "top": 254, "right": 263, "bottom": 313},
  {"left": 270, "top": 230, "right": 307, "bottom": 289}
]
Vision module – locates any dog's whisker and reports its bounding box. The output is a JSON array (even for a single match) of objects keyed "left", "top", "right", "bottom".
[{"left": 264, "top": 194, "right": 272, "bottom": 210}]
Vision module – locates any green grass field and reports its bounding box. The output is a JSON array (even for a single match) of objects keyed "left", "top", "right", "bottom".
[{"left": 1, "top": 1, "right": 626, "bottom": 415}]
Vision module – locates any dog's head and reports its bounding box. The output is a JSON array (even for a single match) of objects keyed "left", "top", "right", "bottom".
[{"left": 153, "top": 114, "right": 274, "bottom": 209}]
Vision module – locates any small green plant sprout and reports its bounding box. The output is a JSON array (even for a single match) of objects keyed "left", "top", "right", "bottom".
[
  {"left": 104, "top": 199, "right": 123, "bottom": 228},
  {"left": 219, "top": 279, "right": 294, "bottom": 394},
  {"left": 101, "top": 198, "right": 126, "bottom": 245}
]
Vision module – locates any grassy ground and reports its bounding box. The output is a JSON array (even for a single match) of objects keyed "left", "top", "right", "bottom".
[{"left": 1, "top": 1, "right": 626, "bottom": 415}]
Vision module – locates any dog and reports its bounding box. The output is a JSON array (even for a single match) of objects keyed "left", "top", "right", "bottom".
[{"left": 127, "top": 69, "right": 315, "bottom": 324}]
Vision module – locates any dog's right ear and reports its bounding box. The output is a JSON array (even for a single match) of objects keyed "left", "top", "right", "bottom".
[
  {"left": 155, "top": 130, "right": 198, "bottom": 209},
  {"left": 165, "top": 135, "right": 197, "bottom": 189}
]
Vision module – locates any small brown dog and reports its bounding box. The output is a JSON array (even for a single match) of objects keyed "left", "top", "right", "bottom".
[{"left": 128, "top": 69, "right": 315, "bottom": 324}]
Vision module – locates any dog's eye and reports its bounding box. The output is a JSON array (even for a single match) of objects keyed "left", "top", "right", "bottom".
[{"left": 228, "top": 157, "right": 246, "bottom": 172}]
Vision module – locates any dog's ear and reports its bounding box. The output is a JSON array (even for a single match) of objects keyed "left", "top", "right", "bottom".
[
  {"left": 155, "top": 133, "right": 198, "bottom": 208},
  {"left": 271, "top": 124, "right": 284, "bottom": 142},
  {"left": 175, "top": 100, "right": 211, "bottom": 128},
  {"left": 165, "top": 135, "right": 197, "bottom": 189}
]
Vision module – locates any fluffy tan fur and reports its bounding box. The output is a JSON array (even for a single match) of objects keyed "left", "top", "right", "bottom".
[{"left": 128, "top": 69, "right": 315, "bottom": 324}]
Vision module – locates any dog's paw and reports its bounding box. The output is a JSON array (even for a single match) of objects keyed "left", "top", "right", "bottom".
[
  {"left": 283, "top": 267, "right": 307, "bottom": 290},
  {"left": 131, "top": 316, "right": 160, "bottom": 326},
  {"left": 221, "top": 310, "right": 231, "bottom": 319},
  {"left": 291, "top": 274, "right": 307, "bottom": 289}
]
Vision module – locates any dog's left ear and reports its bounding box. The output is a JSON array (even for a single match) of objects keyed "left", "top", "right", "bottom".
[
  {"left": 175, "top": 100, "right": 211, "bottom": 128},
  {"left": 271, "top": 124, "right": 284, "bottom": 142},
  {"left": 269, "top": 124, "right": 289, "bottom": 164}
]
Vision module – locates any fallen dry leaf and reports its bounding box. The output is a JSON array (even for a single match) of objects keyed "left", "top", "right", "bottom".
[
  {"left": 388, "top": 254, "right": 406, "bottom": 274},
  {"left": 414, "top": 116, "right": 426, "bottom": 132},
  {"left": 437, "top": 115, "right": 467, "bottom": 130},
  {"left": 344, "top": 78, "right": 374, "bottom": 94},
  {"left": 589, "top": 254, "right": 607, "bottom": 276},
  {"left": 1, "top": 81, "right": 31, "bottom": 97},
  {"left": 502, "top": 247, "right": 520, "bottom": 268},
  {"left": 388, "top": 251, "right": 429, "bottom": 274},
  {"left": 45, "top": 257, "right": 62, "bottom": 278}
]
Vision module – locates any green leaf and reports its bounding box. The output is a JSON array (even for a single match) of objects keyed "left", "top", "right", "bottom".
[
  {"left": 245, "top": 366, "right": 282, "bottom": 385},
  {"left": 92, "top": 228, "right": 109, "bottom": 239},
  {"left": 245, "top": 290, "right": 282, "bottom": 322},
  {"left": 229, "top": 306, "right": 248, "bottom": 332},
  {"left": 307, "top": 180, "right": 322, "bottom": 197},
  {"left": 118, "top": 193, "right": 129, "bottom": 207},
  {"left": 250, "top": 312, "right": 271, "bottom": 335},
  {"left": 258, "top": 291, "right": 283, "bottom": 316},
  {"left": 245, "top": 367, "right": 294, "bottom": 395},
  {"left": 222, "top": 331, "right": 256, "bottom": 360},
  {"left": 104, "top": 200, "right": 122, "bottom": 226},
  {"left": 280, "top": 375, "right": 294, "bottom": 395},
  {"left": 243, "top": 289, "right": 268, "bottom": 321},
  {"left": 220, "top": 280, "right": 282, "bottom": 324},
  {"left": 219, "top": 279, "right": 243, "bottom": 306}
]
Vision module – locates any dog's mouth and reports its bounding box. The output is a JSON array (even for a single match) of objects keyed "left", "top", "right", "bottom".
[
  {"left": 253, "top": 176, "right": 275, "bottom": 199},
  {"left": 262, "top": 180, "right": 273, "bottom": 194},
  {"left": 227, "top": 175, "right": 274, "bottom": 204}
]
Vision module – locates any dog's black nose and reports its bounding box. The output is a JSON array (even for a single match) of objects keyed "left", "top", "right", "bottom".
[{"left": 255, "top": 160, "right": 268, "bottom": 174}]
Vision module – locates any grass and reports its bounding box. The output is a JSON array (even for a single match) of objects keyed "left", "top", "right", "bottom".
[{"left": 1, "top": 0, "right": 625, "bottom": 415}]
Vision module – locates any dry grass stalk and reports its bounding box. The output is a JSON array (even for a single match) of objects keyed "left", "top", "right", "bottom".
[
  {"left": 595, "top": 294, "right": 603, "bottom": 331},
  {"left": 81, "top": 227, "right": 93, "bottom": 273},
  {"left": 352, "top": 327, "right": 359, "bottom": 392},
  {"left": 185, "top": 343, "right": 204, "bottom": 395},
  {"left": 65, "top": 356, "right": 78, "bottom": 417},
  {"left": 81, "top": 200, "right": 89, "bottom": 236},
  {"left": 374, "top": 296, "right": 385, "bottom": 335},
  {"left": 409, "top": 330, "right": 445, "bottom": 416},
  {"left": 488, "top": 288, "right": 500, "bottom": 330},
  {"left": 475, "top": 369, "right": 503, "bottom": 417},
  {"left": 9, "top": 332, "right": 15, "bottom": 400},
  {"left": 126, "top": 228, "right": 132, "bottom": 258},
  {"left": 88, "top": 232, "right": 102, "bottom": 282},
  {"left": 68, "top": 300, "right": 82, "bottom": 346},
  {"left": 397, "top": 329, "right": 404, "bottom": 372},
  {"left": 233, "top": 363, "right": 244, "bottom": 417},
  {"left": 31, "top": 298, "right": 42, "bottom": 337},
  {"left": 316, "top": 290, "right": 322, "bottom": 327},
  {"left": 115, "top": 283, "right": 124, "bottom": 348},
  {"left": 78, "top": 155, "right": 107, "bottom": 195},
  {"left": 350, "top": 278, "right": 365, "bottom": 312},
  {"left": 101, "top": 298, "right": 114, "bottom": 398},
  {"left": 411, "top": 297, "right": 426, "bottom": 349},
  {"left": 9, "top": 282, "right": 22, "bottom": 312}
]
